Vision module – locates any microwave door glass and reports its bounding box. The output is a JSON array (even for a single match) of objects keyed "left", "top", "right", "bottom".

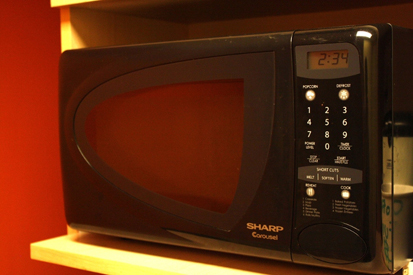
[{"left": 85, "top": 79, "right": 244, "bottom": 213}]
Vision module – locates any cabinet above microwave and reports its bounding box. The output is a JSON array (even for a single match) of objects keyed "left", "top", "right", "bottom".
[{"left": 52, "top": 0, "right": 413, "bottom": 50}]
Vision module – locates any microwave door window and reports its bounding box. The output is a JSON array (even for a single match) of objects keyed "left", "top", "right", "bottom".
[{"left": 85, "top": 80, "right": 244, "bottom": 213}]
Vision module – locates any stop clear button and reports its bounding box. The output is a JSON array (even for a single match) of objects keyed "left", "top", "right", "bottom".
[{"left": 298, "top": 224, "right": 367, "bottom": 264}]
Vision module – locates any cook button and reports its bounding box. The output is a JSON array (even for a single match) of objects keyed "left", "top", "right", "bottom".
[{"left": 341, "top": 190, "right": 351, "bottom": 200}]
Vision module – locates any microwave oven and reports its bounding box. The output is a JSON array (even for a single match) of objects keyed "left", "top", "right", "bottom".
[{"left": 59, "top": 24, "right": 413, "bottom": 274}]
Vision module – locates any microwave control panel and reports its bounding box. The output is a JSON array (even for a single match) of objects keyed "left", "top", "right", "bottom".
[{"left": 293, "top": 43, "right": 364, "bottom": 231}]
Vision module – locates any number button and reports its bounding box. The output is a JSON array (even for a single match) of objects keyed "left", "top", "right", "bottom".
[{"left": 342, "top": 106, "right": 348, "bottom": 139}]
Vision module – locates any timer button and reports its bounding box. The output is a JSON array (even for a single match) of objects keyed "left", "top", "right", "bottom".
[
  {"left": 305, "top": 90, "right": 316, "bottom": 101},
  {"left": 338, "top": 89, "right": 350, "bottom": 101}
]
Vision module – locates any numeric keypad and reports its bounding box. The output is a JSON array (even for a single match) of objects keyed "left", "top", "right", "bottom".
[{"left": 296, "top": 82, "right": 362, "bottom": 170}]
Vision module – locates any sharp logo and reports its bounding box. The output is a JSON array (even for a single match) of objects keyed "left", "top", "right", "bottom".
[{"left": 246, "top": 223, "right": 284, "bottom": 233}]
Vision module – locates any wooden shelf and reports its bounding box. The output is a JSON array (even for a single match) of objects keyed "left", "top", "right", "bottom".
[
  {"left": 32, "top": 232, "right": 408, "bottom": 275},
  {"left": 52, "top": 0, "right": 413, "bottom": 24},
  {"left": 51, "top": 0, "right": 99, "bottom": 7},
  {"left": 53, "top": 0, "right": 413, "bottom": 50}
]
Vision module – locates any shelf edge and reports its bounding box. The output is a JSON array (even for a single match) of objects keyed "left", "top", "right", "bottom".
[
  {"left": 30, "top": 234, "right": 183, "bottom": 275},
  {"left": 51, "top": 0, "right": 102, "bottom": 8}
]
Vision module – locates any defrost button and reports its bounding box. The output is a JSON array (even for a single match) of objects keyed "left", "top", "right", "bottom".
[{"left": 338, "top": 89, "right": 350, "bottom": 101}]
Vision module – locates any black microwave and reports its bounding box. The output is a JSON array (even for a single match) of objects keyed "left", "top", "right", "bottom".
[{"left": 59, "top": 24, "right": 413, "bottom": 274}]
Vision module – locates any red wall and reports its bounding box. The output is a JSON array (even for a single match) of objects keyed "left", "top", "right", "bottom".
[{"left": 0, "top": 0, "right": 93, "bottom": 274}]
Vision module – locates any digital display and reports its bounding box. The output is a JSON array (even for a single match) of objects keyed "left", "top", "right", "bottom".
[{"left": 308, "top": 50, "right": 349, "bottom": 70}]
